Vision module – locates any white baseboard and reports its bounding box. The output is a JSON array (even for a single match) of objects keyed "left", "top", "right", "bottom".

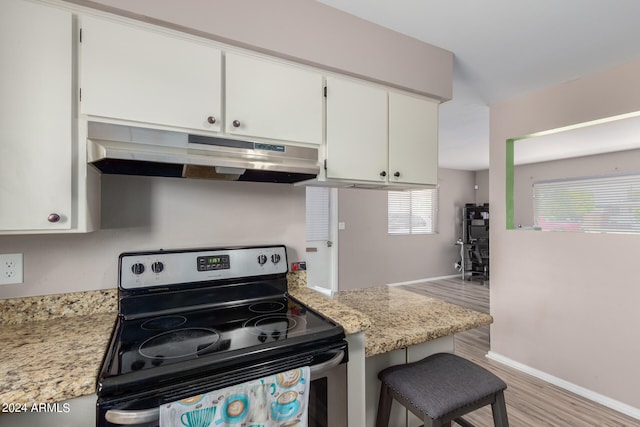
[
  {"left": 487, "top": 351, "right": 640, "bottom": 421},
  {"left": 387, "top": 274, "right": 460, "bottom": 287}
]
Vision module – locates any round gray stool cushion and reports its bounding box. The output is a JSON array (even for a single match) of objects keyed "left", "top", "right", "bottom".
[{"left": 378, "top": 352, "right": 507, "bottom": 419}]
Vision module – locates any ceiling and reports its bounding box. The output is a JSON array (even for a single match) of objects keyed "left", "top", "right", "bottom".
[{"left": 317, "top": 0, "right": 640, "bottom": 171}]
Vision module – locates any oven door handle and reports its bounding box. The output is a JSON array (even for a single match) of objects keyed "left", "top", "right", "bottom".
[
  {"left": 105, "top": 407, "right": 160, "bottom": 425},
  {"left": 105, "top": 351, "right": 344, "bottom": 424},
  {"left": 310, "top": 350, "right": 345, "bottom": 380}
]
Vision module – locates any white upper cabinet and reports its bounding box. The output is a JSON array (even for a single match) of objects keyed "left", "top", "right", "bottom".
[
  {"left": 0, "top": 0, "right": 73, "bottom": 231},
  {"left": 225, "top": 52, "right": 323, "bottom": 144},
  {"left": 325, "top": 76, "right": 388, "bottom": 181},
  {"left": 388, "top": 92, "right": 438, "bottom": 186},
  {"left": 79, "top": 16, "right": 222, "bottom": 132},
  {"left": 325, "top": 76, "right": 439, "bottom": 187}
]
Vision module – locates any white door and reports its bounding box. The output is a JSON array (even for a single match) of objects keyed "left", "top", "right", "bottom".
[
  {"left": 80, "top": 16, "right": 222, "bottom": 132},
  {"left": 388, "top": 92, "right": 439, "bottom": 185},
  {"left": 0, "top": 0, "right": 72, "bottom": 231},
  {"left": 325, "top": 77, "right": 388, "bottom": 182},
  {"left": 225, "top": 52, "right": 323, "bottom": 144},
  {"left": 305, "top": 187, "right": 337, "bottom": 294}
]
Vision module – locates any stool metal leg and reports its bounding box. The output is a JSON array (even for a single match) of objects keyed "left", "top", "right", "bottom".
[
  {"left": 491, "top": 391, "right": 509, "bottom": 427},
  {"left": 375, "top": 383, "right": 393, "bottom": 427},
  {"left": 453, "top": 417, "right": 474, "bottom": 427}
]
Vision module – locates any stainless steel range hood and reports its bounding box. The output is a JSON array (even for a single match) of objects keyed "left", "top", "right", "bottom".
[{"left": 87, "top": 123, "right": 319, "bottom": 183}]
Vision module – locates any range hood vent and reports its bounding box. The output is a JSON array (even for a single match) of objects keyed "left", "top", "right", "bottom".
[{"left": 87, "top": 123, "right": 319, "bottom": 184}]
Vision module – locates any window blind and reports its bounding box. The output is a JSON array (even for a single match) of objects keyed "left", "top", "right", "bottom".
[
  {"left": 534, "top": 174, "right": 640, "bottom": 233},
  {"left": 388, "top": 189, "right": 437, "bottom": 235},
  {"left": 306, "top": 187, "right": 330, "bottom": 241}
]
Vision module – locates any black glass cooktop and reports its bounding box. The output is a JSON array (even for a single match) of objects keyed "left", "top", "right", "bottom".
[
  {"left": 99, "top": 246, "right": 347, "bottom": 401},
  {"left": 105, "top": 296, "right": 340, "bottom": 377}
]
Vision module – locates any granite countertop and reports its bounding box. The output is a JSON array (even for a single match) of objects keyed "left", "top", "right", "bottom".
[
  {"left": 0, "top": 272, "right": 369, "bottom": 406},
  {"left": 0, "top": 279, "right": 486, "bottom": 406},
  {"left": 0, "top": 290, "right": 118, "bottom": 405},
  {"left": 288, "top": 287, "right": 371, "bottom": 334},
  {"left": 334, "top": 285, "right": 493, "bottom": 357},
  {"left": 287, "top": 272, "right": 371, "bottom": 335}
]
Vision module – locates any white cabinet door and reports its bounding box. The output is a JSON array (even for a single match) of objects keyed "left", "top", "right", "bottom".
[
  {"left": 389, "top": 92, "right": 438, "bottom": 186},
  {"left": 0, "top": 0, "right": 72, "bottom": 231},
  {"left": 80, "top": 16, "right": 222, "bottom": 133},
  {"left": 325, "top": 77, "right": 388, "bottom": 181},
  {"left": 225, "top": 52, "right": 323, "bottom": 144}
]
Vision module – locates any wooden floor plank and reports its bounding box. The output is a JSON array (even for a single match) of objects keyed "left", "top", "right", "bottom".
[{"left": 399, "top": 279, "right": 639, "bottom": 427}]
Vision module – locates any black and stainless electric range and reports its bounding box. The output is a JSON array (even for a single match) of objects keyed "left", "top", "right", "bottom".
[{"left": 97, "top": 245, "right": 347, "bottom": 427}]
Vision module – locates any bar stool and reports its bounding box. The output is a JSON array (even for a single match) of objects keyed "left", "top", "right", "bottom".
[{"left": 376, "top": 352, "right": 509, "bottom": 427}]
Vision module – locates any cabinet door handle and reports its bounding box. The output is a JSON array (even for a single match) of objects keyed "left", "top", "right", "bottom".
[
  {"left": 207, "top": 116, "right": 216, "bottom": 124},
  {"left": 48, "top": 213, "right": 61, "bottom": 223},
  {"left": 379, "top": 171, "right": 387, "bottom": 177},
  {"left": 393, "top": 171, "right": 400, "bottom": 178},
  {"left": 232, "top": 120, "right": 241, "bottom": 128}
]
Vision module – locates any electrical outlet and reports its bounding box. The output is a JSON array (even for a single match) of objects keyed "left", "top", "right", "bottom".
[{"left": 0, "top": 253, "right": 23, "bottom": 285}]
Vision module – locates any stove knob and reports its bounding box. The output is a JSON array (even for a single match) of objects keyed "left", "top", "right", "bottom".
[
  {"left": 151, "top": 261, "right": 164, "bottom": 273},
  {"left": 130, "top": 360, "right": 145, "bottom": 371},
  {"left": 271, "top": 330, "right": 281, "bottom": 340},
  {"left": 257, "top": 255, "right": 268, "bottom": 265},
  {"left": 258, "top": 332, "right": 268, "bottom": 343},
  {"left": 271, "top": 254, "right": 281, "bottom": 264},
  {"left": 131, "top": 263, "right": 145, "bottom": 275}
]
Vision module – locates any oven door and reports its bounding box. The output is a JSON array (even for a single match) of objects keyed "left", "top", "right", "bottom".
[
  {"left": 308, "top": 355, "right": 348, "bottom": 427},
  {"left": 98, "top": 342, "right": 347, "bottom": 427}
]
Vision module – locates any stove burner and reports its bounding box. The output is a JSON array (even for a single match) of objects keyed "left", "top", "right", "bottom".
[
  {"left": 248, "top": 301, "right": 286, "bottom": 313},
  {"left": 140, "top": 315, "right": 187, "bottom": 331},
  {"left": 242, "top": 315, "right": 307, "bottom": 335},
  {"left": 139, "top": 328, "right": 221, "bottom": 359}
]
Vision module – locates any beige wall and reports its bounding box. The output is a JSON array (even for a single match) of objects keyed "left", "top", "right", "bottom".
[
  {"left": 337, "top": 168, "right": 475, "bottom": 290},
  {"left": 0, "top": 175, "right": 306, "bottom": 299},
  {"left": 474, "top": 169, "right": 490, "bottom": 204},
  {"left": 67, "top": 0, "right": 452, "bottom": 100},
  {"left": 490, "top": 59, "right": 640, "bottom": 410},
  {"left": 513, "top": 148, "right": 640, "bottom": 228}
]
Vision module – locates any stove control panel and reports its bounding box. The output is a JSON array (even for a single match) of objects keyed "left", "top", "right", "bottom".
[
  {"left": 119, "top": 246, "right": 288, "bottom": 289},
  {"left": 197, "top": 254, "right": 230, "bottom": 271}
]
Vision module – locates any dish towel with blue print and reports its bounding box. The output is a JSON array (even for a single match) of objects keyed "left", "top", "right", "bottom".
[{"left": 159, "top": 366, "right": 310, "bottom": 427}]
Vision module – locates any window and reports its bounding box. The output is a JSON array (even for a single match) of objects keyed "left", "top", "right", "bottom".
[
  {"left": 534, "top": 174, "right": 640, "bottom": 233},
  {"left": 388, "top": 189, "right": 437, "bottom": 235}
]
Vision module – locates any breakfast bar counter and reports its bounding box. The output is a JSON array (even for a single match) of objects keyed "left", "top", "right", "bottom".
[
  {"left": 332, "top": 284, "right": 493, "bottom": 427},
  {"left": 333, "top": 285, "right": 493, "bottom": 357}
]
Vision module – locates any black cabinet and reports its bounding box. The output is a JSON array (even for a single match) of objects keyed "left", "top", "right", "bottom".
[{"left": 457, "top": 203, "right": 489, "bottom": 280}]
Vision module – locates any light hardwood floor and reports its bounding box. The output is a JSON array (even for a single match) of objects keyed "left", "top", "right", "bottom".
[{"left": 399, "top": 278, "right": 640, "bottom": 427}]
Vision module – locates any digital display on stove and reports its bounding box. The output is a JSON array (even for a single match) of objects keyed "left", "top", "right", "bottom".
[{"left": 197, "top": 255, "right": 230, "bottom": 271}]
